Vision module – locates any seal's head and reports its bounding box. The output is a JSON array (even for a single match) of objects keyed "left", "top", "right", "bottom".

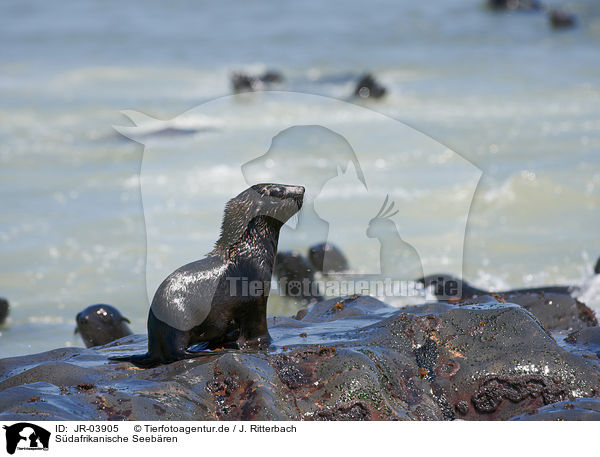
[
  {"left": 246, "top": 183, "right": 305, "bottom": 225},
  {"left": 75, "top": 304, "right": 132, "bottom": 348},
  {"left": 213, "top": 183, "right": 304, "bottom": 255}
]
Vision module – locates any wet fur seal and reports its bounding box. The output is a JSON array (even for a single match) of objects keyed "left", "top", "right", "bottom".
[
  {"left": 0, "top": 297, "right": 9, "bottom": 326},
  {"left": 75, "top": 304, "right": 133, "bottom": 348},
  {"left": 110, "top": 183, "right": 304, "bottom": 367}
]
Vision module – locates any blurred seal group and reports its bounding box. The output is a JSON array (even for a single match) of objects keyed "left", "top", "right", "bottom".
[
  {"left": 111, "top": 183, "right": 304, "bottom": 367},
  {"left": 75, "top": 304, "right": 132, "bottom": 348}
]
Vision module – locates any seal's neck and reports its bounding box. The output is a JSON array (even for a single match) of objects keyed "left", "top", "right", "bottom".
[{"left": 213, "top": 216, "right": 282, "bottom": 267}]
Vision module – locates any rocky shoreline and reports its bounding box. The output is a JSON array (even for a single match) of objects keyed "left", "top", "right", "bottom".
[{"left": 1, "top": 293, "right": 599, "bottom": 421}]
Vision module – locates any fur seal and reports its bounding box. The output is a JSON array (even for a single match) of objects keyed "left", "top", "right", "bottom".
[
  {"left": 231, "top": 70, "right": 284, "bottom": 93},
  {"left": 75, "top": 304, "right": 133, "bottom": 348},
  {"left": 308, "top": 242, "right": 349, "bottom": 274},
  {"left": 354, "top": 74, "right": 387, "bottom": 99},
  {"left": 274, "top": 251, "right": 323, "bottom": 304},
  {"left": 549, "top": 10, "right": 576, "bottom": 29},
  {"left": 0, "top": 297, "right": 9, "bottom": 326},
  {"left": 419, "top": 273, "right": 575, "bottom": 300},
  {"left": 486, "top": 0, "right": 542, "bottom": 11},
  {"left": 110, "top": 183, "right": 304, "bottom": 367}
]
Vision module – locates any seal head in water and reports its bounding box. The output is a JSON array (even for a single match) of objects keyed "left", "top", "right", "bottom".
[{"left": 75, "top": 304, "right": 133, "bottom": 348}]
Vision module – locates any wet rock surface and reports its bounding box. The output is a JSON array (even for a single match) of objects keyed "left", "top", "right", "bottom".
[
  {"left": 510, "top": 397, "right": 600, "bottom": 421},
  {"left": 465, "top": 292, "right": 597, "bottom": 332},
  {"left": 1, "top": 295, "right": 599, "bottom": 421}
]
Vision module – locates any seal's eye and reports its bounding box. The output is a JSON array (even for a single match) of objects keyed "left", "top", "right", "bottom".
[{"left": 267, "top": 186, "right": 285, "bottom": 199}]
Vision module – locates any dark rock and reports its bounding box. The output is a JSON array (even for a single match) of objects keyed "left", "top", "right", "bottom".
[
  {"left": 273, "top": 251, "right": 323, "bottom": 304},
  {"left": 1, "top": 295, "right": 599, "bottom": 421},
  {"left": 308, "top": 242, "right": 349, "bottom": 273},
  {"left": 0, "top": 298, "right": 8, "bottom": 326},
  {"left": 510, "top": 398, "right": 600, "bottom": 420},
  {"left": 353, "top": 74, "right": 387, "bottom": 99},
  {"left": 500, "top": 293, "right": 598, "bottom": 332},
  {"left": 75, "top": 304, "right": 133, "bottom": 348},
  {"left": 549, "top": 10, "right": 577, "bottom": 29}
]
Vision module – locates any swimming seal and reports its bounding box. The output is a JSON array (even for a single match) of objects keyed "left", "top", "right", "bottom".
[
  {"left": 419, "top": 273, "right": 575, "bottom": 300},
  {"left": 274, "top": 251, "right": 323, "bottom": 304},
  {"left": 354, "top": 74, "right": 387, "bottom": 99},
  {"left": 231, "top": 70, "right": 284, "bottom": 93},
  {"left": 308, "top": 242, "right": 349, "bottom": 274},
  {"left": 486, "top": 0, "right": 542, "bottom": 11},
  {"left": 549, "top": 9, "right": 577, "bottom": 29},
  {"left": 110, "top": 183, "right": 304, "bottom": 367},
  {"left": 75, "top": 304, "right": 133, "bottom": 348},
  {"left": 0, "top": 297, "right": 9, "bottom": 326}
]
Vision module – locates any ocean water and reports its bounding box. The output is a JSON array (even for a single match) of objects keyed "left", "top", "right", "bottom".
[{"left": 1, "top": 0, "right": 599, "bottom": 357}]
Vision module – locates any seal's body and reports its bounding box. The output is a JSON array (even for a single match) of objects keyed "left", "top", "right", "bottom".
[
  {"left": 111, "top": 183, "right": 304, "bottom": 367},
  {"left": 75, "top": 304, "right": 132, "bottom": 348}
]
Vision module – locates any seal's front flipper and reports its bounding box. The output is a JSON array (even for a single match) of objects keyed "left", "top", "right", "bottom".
[
  {"left": 187, "top": 341, "right": 210, "bottom": 352},
  {"left": 238, "top": 334, "right": 272, "bottom": 350},
  {"left": 108, "top": 353, "right": 160, "bottom": 368}
]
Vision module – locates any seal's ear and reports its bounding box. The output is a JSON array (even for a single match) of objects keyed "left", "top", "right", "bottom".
[
  {"left": 121, "top": 317, "right": 131, "bottom": 324},
  {"left": 74, "top": 326, "right": 79, "bottom": 335}
]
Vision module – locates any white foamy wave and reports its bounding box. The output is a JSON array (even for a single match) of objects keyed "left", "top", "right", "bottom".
[{"left": 577, "top": 275, "right": 600, "bottom": 314}]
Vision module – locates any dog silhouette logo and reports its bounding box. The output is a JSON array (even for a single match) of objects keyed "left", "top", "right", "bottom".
[{"left": 3, "top": 423, "right": 50, "bottom": 454}]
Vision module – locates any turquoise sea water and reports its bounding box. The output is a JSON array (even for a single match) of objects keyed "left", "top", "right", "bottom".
[{"left": 1, "top": 0, "right": 599, "bottom": 357}]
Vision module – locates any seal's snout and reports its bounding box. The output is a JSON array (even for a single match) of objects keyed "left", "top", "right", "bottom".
[
  {"left": 286, "top": 185, "right": 305, "bottom": 195},
  {"left": 285, "top": 185, "right": 305, "bottom": 207}
]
